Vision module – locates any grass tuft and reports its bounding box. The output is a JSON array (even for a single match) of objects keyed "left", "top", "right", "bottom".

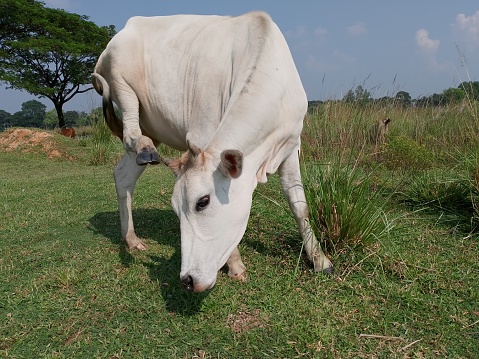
[
  {"left": 303, "top": 157, "right": 393, "bottom": 255},
  {"left": 89, "top": 118, "right": 121, "bottom": 165}
]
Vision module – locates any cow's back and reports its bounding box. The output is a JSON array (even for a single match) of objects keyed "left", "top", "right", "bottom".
[{"left": 94, "top": 12, "right": 306, "bottom": 153}]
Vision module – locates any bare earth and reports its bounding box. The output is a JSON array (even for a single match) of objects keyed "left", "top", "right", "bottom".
[{"left": 0, "top": 128, "right": 73, "bottom": 160}]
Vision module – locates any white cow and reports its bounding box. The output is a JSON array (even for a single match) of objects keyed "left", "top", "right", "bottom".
[{"left": 92, "top": 11, "right": 332, "bottom": 292}]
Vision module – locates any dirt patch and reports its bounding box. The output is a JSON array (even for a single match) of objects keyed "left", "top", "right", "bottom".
[
  {"left": 0, "top": 128, "right": 74, "bottom": 160},
  {"left": 227, "top": 308, "right": 267, "bottom": 334}
]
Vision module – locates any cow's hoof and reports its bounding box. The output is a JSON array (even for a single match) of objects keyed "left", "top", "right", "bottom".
[
  {"left": 321, "top": 265, "right": 334, "bottom": 275},
  {"left": 228, "top": 270, "right": 248, "bottom": 282},
  {"left": 126, "top": 240, "right": 147, "bottom": 251},
  {"left": 136, "top": 148, "right": 160, "bottom": 165},
  {"left": 313, "top": 258, "right": 334, "bottom": 274}
]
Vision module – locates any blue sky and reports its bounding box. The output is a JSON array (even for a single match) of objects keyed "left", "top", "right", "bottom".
[{"left": 1, "top": 1, "right": 478, "bottom": 114}]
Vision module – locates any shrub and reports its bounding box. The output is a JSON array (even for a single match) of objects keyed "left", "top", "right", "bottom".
[{"left": 382, "top": 135, "right": 436, "bottom": 170}]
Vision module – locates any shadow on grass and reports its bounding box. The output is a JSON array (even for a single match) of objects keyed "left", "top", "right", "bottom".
[{"left": 89, "top": 208, "right": 209, "bottom": 315}]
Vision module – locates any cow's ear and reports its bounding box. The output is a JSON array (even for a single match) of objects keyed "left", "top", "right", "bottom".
[
  {"left": 187, "top": 139, "right": 201, "bottom": 159},
  {"left": 162, "top": 152, "right": 189, "bottom": 177},
  {"left": 219, "top": 150, "right": 243, "bottom": 178}
]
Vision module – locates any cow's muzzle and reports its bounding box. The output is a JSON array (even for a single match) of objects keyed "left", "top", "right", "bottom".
[
  {"left": 180, "top": 274, "right": 215, "bottom": 292},
  {"left": 181, "top": 275, "right": 194, "bottom": 291}
]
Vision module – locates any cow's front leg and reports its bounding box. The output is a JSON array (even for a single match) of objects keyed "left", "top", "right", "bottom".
[
  {"left": 114, "top": 151, "right": 147, "bottom": 250},
  {"left": 279, "top": 148, "right": 333, "bottom": 273},
  {"left": 226, "top": 247, "right": 247, "bottom": 282}
]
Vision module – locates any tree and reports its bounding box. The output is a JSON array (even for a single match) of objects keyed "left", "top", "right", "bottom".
[
  {"left": 354, "top": 85, "right": 371, "bottom": 103},
  {"left": 0, "top": 109, "right": 12, "bottom": 130},
  {"left": 343, "top": 89, "right": 355, "bottom": 103},
  {"left": 458, "top": 81, "right": 479, "bottom": 101},
  {"left": 395, "top": 91, "right": 411, "bottom": 107},
  {"left": 11, "top": 99, "right": 46, "bottom": 127},
  {"left": 442, "top": 87, "right": 466, "bottom": 104},
  {"left": 64, "top": 110, "right": 79, "bottom": 127},
  {"left": 342, "top": 85, "right": 372, "bottom": 104},
  {"left": 0, "top": 0, "right": 115, "bottom": 128},
  {"left": 43, "top": 108, "right": 57, "bottom": 129}
]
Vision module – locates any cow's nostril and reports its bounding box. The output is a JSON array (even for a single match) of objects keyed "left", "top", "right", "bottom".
[{"left": 181, "top": 275, "right": 194, "bottom": 291}]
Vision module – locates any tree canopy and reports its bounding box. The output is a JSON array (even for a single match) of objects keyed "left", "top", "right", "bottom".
[{"left": 0, "top": 0, "right": 115, "bottom": 128}]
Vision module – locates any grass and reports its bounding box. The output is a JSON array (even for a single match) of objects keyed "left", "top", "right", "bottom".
[
  {"left": 1, "top": 101, "right": 479, "bottom": 358},
  {"left": 303, "top": 157, "right": 392, "bottom": 255}
]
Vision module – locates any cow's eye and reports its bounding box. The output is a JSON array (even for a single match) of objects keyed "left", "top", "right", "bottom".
[{"left": 196, "top": 195, "right": 210, "bottom": 211}]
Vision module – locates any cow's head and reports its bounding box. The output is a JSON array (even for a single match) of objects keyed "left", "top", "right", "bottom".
[{"left": 164, "top": 141, "right": 252, "bottom": 292}]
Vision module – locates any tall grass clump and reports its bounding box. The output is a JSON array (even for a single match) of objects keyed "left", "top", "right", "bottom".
[
  {"left": 89, "top": 116, "right": 120, "bottom": 165},
  {"left": 303, "top": 157, "right": 393, "bottom": 255},
  {"left": 396, "top": 154, "right": 479, "bottom": 232}
]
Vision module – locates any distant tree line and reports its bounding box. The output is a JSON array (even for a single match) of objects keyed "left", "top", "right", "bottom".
[
  {"left": 308, "top": 81, "right": 479, "bottom": 111},
  {"left": 0, "top": 99, "right": 101, "bottom": 131}
]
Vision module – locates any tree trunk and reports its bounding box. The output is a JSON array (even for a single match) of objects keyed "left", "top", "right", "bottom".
[{"left": 54, "top": 103, "right": 65, "bottom": 128}]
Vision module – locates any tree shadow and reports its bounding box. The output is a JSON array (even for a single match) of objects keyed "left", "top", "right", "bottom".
[{"left": 89, "top": 208, "right": 209, "bottom": 315}]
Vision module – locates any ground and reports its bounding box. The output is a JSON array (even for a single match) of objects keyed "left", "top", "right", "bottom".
[{"left": 0, "top": 128, "right": 75, "bottom": 160}]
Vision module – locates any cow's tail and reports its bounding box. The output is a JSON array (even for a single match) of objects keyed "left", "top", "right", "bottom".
[{"left": 91, "top": 73, "right": 123, "bottom": 140}]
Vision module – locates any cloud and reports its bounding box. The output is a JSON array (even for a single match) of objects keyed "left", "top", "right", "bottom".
[
  {"left": 347, "top": 22, "right": 367, "bottom": 36},
  {"left": 455, "top": 10, "right": 479, "bottom": 48},
  {"left": 415, "top": 29, "right": 449, "bottom": 72},
  {"left": 313, "top": 26, "right": 328, "bottom": 39},
  {"left": 416, "top": 29, "right": 440, "bottom": 54}
]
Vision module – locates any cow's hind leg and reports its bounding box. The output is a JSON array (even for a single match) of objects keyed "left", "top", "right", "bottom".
[
  {"left": 226, "top": 247, "right": 247, "bottom": 282},
  {"left": 114, "top": 151, "right": 147, "bottom": 250},
  {"left": 279, "top": 148, "right": 333, "bottom": 273}
]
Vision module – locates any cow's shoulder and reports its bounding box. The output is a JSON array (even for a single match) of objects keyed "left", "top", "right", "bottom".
[{"left": 238, "top": 11, "right": 273, "bottom": 29}]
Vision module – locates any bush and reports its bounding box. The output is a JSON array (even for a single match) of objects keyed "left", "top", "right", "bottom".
[{"left": 382, "top": 135, "right": 436, "bottom": 170}]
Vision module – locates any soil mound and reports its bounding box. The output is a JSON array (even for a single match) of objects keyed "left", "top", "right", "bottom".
[{"left": 0, "top": 128, "right": 74, "bottom": 159}]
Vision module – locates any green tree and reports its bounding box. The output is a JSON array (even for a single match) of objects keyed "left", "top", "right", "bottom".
[
  {"left": 75, "top": 111, "right": 90, "bottom": 127},
  {"left": 43, "top": 108, "right": 57, "bottom": 129},
  {"left": 0, "top": 109, "right": 12, "bottom": 130},
  {"left": 458, "top": 81, "right": 479, "bottom": 101},
  {"left": 395, "top": 91, "right": 412, "bottom": 107},
  {"left": 355, "top": 85, "right": 371, "bottom": 103},
  {"left": 64, "top": 110, "right": 79, "bottom": 127},
  {"left": 0, "top": 0, "right": 115, "bottom": 128},
  {"left": 11, "top": 99, "right": 46, "bottom": 127},
  {"left": 442, "top": 87, "right": 466, "bottom": 104},
  {"left": 343, "top": 89, "right": 355, "bottom": 103},
  {"left": 342, "top": 85, "right": 372, "bottom": 104}
]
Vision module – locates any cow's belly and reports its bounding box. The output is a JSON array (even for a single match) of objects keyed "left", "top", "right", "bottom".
[{"left": 138, "top": 108, "right": 188, "bottom": 151}]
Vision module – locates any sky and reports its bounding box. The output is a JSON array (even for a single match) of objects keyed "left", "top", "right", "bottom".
[{"left": 1, "top": 1, "right": 478, "bottom": 114}]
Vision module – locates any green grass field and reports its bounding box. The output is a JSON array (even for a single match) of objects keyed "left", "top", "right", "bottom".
[{"left": 1, "top": 102, "right": 478, "bottom": 358}]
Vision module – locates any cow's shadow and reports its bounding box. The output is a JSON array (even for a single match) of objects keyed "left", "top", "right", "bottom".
[{"left": 89, "top": 208, "right": 209, "bottom": 315}]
